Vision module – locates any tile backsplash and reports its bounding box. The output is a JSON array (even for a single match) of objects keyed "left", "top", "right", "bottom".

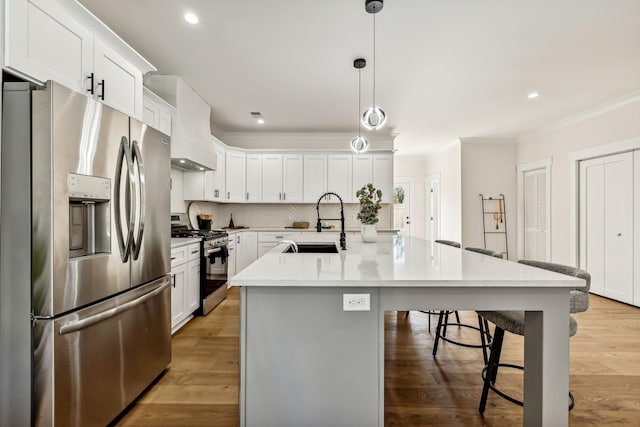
[{"left": 185, "top": 202, "right": 392, "bottom": 230}]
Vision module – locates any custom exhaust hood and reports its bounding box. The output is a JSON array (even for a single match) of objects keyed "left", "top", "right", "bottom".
[{"left": 144, "top": 75, "right": 217, "bottom": 171}]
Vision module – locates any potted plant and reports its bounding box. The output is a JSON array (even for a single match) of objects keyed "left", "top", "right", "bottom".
[{"left": 356, "top": 183, "right": 382, "bottom": 243}]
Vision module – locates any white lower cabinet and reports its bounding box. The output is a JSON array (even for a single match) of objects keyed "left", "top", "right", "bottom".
[
  {"left": 170, "top": 242, "right": 201, "bottom": 334},
  {"left": 236, "top": 232, "right": 258, "bottom": 272}
]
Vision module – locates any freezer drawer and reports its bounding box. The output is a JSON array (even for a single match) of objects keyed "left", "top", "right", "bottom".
[{"left": 33, "top": 277, "right": 171, "bottom": 427}]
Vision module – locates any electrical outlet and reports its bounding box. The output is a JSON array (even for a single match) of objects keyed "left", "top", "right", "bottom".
[{"left": 343, "top": 293, "right": 370, "bottom": 311}]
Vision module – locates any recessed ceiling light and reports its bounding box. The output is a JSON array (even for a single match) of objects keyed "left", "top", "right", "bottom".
[
  {"left": 251, "top": 112, "right": 264, "bottom": 124},
  {"left": 528, "top": 92, "right": 540, "bottom": 99},
  {"left": 199, "top": 167, "right": 204, "bottom": 171},
  {"left": 179, "top": 159, "right": 186, "bottom": 163},
  {"left": 184, "top": 12, "right": 199, "bottom": 24}
]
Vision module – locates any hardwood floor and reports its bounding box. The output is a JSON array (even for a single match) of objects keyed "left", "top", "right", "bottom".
[{"left": 114, "top": 288, "right": 640, "bottom": 426}]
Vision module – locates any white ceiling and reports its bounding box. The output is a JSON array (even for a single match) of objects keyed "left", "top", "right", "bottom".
[{"left": 78, "top": 0, "right": 640, "bottom": 156}]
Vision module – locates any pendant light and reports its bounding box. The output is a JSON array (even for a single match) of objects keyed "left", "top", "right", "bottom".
[
  {"left": 362, "top": 0, "right": 387, "bottom": 131},
  {"left": 351, "top": 58, "right": 369, "bottom": 153}
]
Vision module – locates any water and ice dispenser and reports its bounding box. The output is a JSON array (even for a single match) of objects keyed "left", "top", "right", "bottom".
[{"left": 67, "top": 173, "right": 111, "bottom": 258}]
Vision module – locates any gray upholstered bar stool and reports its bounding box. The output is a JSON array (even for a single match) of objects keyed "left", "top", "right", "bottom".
[
  {"left": 477, "top": 261, "right": 591, "bottom": 413},
  {"left": 406, "top": 240, "right": 462, "bottom": 329},
  {"left": 432, "top": 247, "right": 502, "bottom": 363}
]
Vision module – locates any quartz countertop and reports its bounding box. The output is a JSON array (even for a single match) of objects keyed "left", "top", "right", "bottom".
[
  {"left": 228, "top": 235, "right": 586, "bottom": 289},
  {"left": 224, "top": 227, "right": 399, "bottom": 234},
  {"left": 171, "top": 237, "right": 202, "bottom": 248}
]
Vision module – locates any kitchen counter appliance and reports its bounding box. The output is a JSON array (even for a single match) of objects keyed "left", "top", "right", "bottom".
[
  {"left": 1, "top": 80, "right": 171, "bottom": 426},
  {"left": 171, "top": 213, "right": 229, "bottom": 314}
]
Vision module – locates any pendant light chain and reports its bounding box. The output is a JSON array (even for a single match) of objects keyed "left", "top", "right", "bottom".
[
  {"left": 373, "top": 13, "right": 376, "bottom": 107},
  {"left": 358, "top": 68, "right": 362, "bottom": 138}
]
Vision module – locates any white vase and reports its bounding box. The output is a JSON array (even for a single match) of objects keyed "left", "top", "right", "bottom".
[{"left": 361, "top": 224, "right": 377, "bottom": 243}]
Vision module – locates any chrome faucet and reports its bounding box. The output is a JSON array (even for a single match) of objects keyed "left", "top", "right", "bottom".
[{"left": 316, "top": 192, "right": 346, "bottom": 250}]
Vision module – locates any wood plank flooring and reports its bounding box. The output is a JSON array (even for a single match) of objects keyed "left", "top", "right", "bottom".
[{"left": 114, "top": 287, "right": 640, "bottom": 426}]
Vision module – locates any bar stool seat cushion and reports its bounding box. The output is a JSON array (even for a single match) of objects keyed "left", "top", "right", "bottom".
[{"left": 476, "top": 310, "right": 578, "bottom": 337}]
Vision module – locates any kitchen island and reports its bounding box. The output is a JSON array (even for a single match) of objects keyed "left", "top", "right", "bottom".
[{"left": 228, "top": 235, "right": 585, "bottom": 427}]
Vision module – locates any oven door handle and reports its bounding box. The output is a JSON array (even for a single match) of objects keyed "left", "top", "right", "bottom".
[{"left": 205, "top": 247, "right": 222, "bottom": 256}]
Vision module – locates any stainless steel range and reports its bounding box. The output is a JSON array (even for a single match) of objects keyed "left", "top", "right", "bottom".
[{"left": 171, "top": 214, "right": 229, "bottom": 314}]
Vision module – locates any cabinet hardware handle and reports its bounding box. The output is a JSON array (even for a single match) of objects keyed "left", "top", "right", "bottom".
[
  {"left": 247, "top": 192, "right": 249, "bottom": 200},
  {"left": 172, "top": 274, "right": 176, "bottom": 288},
  {"left": 191, "top": 250, "right": 199, "bottom": 254},
  {"left": 171, "top": 257, "right": 176, "bottom": 260},
  {"left": 275, "top": 235, "right": 283, "bottom": 239},
  {"left": 617, "top": 233, "right": 622, "bottom": 236},
  {"left": 279, "top": 193, "right": 282, "bottom": 200},
  {"left": 214, "top": 189, "right": 219, "bottom": 198},
  {"left": 87, "top": 73, "right": 95, "bottom": 95},
  {"left": 97, "top": 79, "right": 105, "bottom": 100},
  {"left": 227, "top": 192, "right": 230, "bottom": 199},
  {"left": 283, "top": 193, "right": 286, "bottom": 201}
]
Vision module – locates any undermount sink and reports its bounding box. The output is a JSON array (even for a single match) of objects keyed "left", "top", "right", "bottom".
[{"left": 284, "top": 242, "right": 339, "bottom": 253}]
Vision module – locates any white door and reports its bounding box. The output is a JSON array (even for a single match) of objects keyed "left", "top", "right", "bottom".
[
  {"left": 262, "top": 154, "right": 283, "bottom": 202},
  {"left": 303, "top": 155, "right": 327, "bottom": 203},
  {"left": 246, "top": 154, "right": 263, "bottom": 202},
  {"left": 579, "top": 152, "right": 633, "bottom": 304},
  {"left": 327, "top": 155, "right": 353, "bottom": 203},
  {"left": 393, "top": 179, "right": 414, "bottom": 237},
  {"left": 282, "top": 155, "right": 304, "bottom": 202},
  {"left": 523, "top": 168, "right": 549, "bottom": 261},
  {"left": 427, "top": 174, "right": 441, "bottom": 241},
  {"left": 225, "top": 151, "right": 246, "bottom": 203}
]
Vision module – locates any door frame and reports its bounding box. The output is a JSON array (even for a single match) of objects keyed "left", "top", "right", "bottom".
[
  {"left": 393, "top": 177, "right": 415, "bottom": 237},
  {"left": 517, "top": 157, "right": 552, "bottom": 261}
]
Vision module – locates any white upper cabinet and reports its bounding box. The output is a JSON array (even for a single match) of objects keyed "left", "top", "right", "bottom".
[
  {"left": 183, "top": 139, "right": 225, "bottom": 202},
  {"left": 5, "top": 0, "right": 93, "bottom": 93},
  {"left": 327, "top": 155, "right": 353, "bottom": 203},
  {"left": 143, "top": 87, "right": 173, "bottom": 136},
  {"left": 303, "top": 155, "right": 327, "bottom": 203},
  {"left": 5, "top": 0, "right": 148, "bottom": 119},
  {"left": 353, "top": 154, "right": 373, "bottom": 194},
  {"left": 93, "top": 37, "right": 143, "bottom": 118},
  {"left": 282, "top": 154, "right": 304, "bottom": 203},
  {"left": 245, "top": 154, "right": 263, "bottom": 202},
  {"left": 226, "top": 150, "right": 246, "bottom": 203},
  {"left": 373, "top": 153, "right": 394, "bottom": 203},
  {"left": 262, "top": 154, "right": 284, "bottom": 202}
]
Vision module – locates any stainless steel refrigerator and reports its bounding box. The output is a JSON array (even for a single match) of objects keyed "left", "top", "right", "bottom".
[{"left": 0, "top": 80, "right": 171, "bottom": 426}]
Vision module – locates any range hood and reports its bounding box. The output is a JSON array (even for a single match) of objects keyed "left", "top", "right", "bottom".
[{"left": 144, "top": 75, "right": 216, "bottom": 171}]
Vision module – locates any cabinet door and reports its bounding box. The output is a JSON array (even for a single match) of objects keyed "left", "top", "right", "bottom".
[
  {"left": 327, "top": 155, "right": 353, "bottom": 203},
  {"left": 186, "top": 259, "right": 201, "bottom": 313},
  {"left": 213, "top": 142, "right": 226, "bottom": 202},
  {"left": 373, "top": 153, "right": 394, "bottom": 203},
  {"left": 225, "top": 151, "right": 246, "bottom": 203},
  {"left": 353, "top": 155, "right": 373, "bottom": 196},
  {"left": 183, "top": 171, "right": 211, "bottom": 201},
  {"left": 157, "top": 108, "right": 172, "bottom": 136},
  {"left": 258, "top": 242, "right": 277, "bottom": 257},
  {"left": 93, "top": 37, "right": 143, "bottom": 119},
  {"left": 5, "top": 0, "right": 94, "bottom": 92},
  {"left": 262, "top": 154, "right": 284, "bottom": 202},
  {"left": 170, "top": 263, "right": 187, "bottom": 330},
  {"left": 246, "top": 154, "right": 263, "bottom": 202},
  {"left": 303, "top": 155, "right": 327, "bottom": 203},
  {"left": 236, "top": 232, "right": 258, "bottom": 272},
  {"left": 283, "top": 155, "right": 304, "bottom": 203}
]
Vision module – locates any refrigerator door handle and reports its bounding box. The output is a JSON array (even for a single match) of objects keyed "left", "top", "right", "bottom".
[
  {"left": 131, "top": 140, "right": 146, "bottom": 260},
  {"left": 114, "top": 136, "right": 135, "bottom": 262},
  {"left": 58, "top": 280, "right": 170, "bottom": 335}
]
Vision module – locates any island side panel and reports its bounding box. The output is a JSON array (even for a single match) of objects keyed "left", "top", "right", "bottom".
[{"left": 241, "top": 286, "right": 380, "bottom": 427}]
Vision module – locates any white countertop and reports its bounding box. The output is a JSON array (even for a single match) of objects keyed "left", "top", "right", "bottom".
[
  {"left": 170, "top": 237, "right": 202, "bottom": 248},
  {"left": 229, "top": 235, "right": 586, "bottom": 288},
  {"left": 224, "top": 227, "right": 399, "bottom": 234}
]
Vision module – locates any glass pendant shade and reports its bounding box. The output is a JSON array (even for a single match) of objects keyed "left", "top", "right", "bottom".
[
  {"left": 361, "top": 106, "right": 387, "bottom": 130},
  {"left": 351, "top": 135, "right": 369, "bottom": 153}
]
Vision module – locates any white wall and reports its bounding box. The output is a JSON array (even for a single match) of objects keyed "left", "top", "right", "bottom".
[
  {"left": 170, "top": 168, "right": 188, "bottom": 213},
  {"left": 424, "top": 143, "right": 462, "bottom": 242},
  {"left": 393, "top": 157, "right": 427, "bottom": 238},
  {"left": 460, "top": 141, "right": 517, "bottom": 258},
  {"left": 517, "top": 95, "right": 640, "bottom": 265}
]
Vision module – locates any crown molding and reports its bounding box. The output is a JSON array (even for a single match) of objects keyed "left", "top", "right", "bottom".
[{"left": 519, "top": 89, "right": 640, "bottom": 141}]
